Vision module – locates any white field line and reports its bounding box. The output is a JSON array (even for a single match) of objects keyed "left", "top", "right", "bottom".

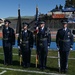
[
  {"left": 0, "top": 70, "right": 7, "bottom": 75},
  {"left": 0, "top": 67, "right": 66, "bottom": 75},
  {"left": 0, "top": 53, "right": 75, "bottom": 60}
]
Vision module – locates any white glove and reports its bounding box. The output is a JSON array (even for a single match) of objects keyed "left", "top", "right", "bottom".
[
  {"left": 57, "top": 47, "right": 59, "bottom": 50},
  {"left": 18, "top": 46, "right": 20, "bottom": 49},
  {"left": 48, "top": 46, "right": 50, "bottom": 49},
  {"left": 70, "top": 48, "right": 73, "bottom": 50}
]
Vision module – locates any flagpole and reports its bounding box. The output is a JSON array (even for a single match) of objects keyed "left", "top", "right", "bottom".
[{"left": 35, "top": 5, "right": 39, "bottom": 68}]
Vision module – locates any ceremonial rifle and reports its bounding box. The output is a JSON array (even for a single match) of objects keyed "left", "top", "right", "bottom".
[{"left": 16, "top": 6, "right": 22, "bottom": 66}]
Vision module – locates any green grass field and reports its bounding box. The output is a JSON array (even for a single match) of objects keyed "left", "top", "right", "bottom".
[{"left": 0, "top": 47, "right": 75, "bottom": 75}]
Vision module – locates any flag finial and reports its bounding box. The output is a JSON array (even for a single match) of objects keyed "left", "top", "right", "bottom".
[{"left": 18, "top": 4, "right": 20, "bottom": 9}]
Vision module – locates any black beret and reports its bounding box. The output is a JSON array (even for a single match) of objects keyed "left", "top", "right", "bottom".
[
  {"left": 4, "top": 20, "right": 11, "bottom": 23},
  {"left": 61, "top": 20, "right": 68, "bottom": 24},
  {"left": 39, "top": 21, "right": 45, "bottom": 24},
  {"left": 0, "top": 19, "right": 3, "bottom": 21},
  {"left": 22, "top": 22, "right": 29, "bottom": 27},
  {"left": 0, "top": 19, "right": 3, "bottom": 23}
]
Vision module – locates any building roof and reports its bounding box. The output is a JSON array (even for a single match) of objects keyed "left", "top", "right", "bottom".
[
  {"left": 62, "top": 7, "right": 75, "bottom": 12},
  {"left": 5, "top": 16, "right": 35, "bottom": 20},
  {"left": 50, "top": 9, "right": 62, "bottom": 12}
]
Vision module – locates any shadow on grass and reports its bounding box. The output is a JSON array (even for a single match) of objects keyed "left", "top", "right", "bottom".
[
  {"left": 30, "top": 63, "right": 43, "bottom": 68},
  {"left": 30, "top": 63, "right": 59, "bottom": 72},
  {"left": 0, "top": 60, "right": 59, "bottom": 73},
  {"left": 12, "top": 62, "right": 36, "bottom": 67},
  {"left": 12, "top": 60, "right": 20, "bottom": 66},
  {"left": 46, "top": 66, "right": 59, "bottom": 72},
  {"left": 0, "top": 59, "right": 4, "bottom": 64},
  {"left": 30, "top": 63, "right": 36, "bottom": 68},
  {"left": 0, "top": 59, "right": 59, "bottom": 73},
  {"left": 0, "top": 59, "right": 20, "bottom": 66}
]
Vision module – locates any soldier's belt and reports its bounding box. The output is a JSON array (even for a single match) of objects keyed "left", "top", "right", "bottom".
[
  {"left": 3, "top": 38, "right": 8, "bottom": 40},
  {"left": 39, "top": 43, "right": 43, "bottom": 46},
  {"left": 22, "top": 41, "right": 29, "bottom": 44},
  {"left": 60, "top": 40, "right": 70, "bottom": 42},
  {"left": 22, "top": 41, "right": 28, "bottom": 43},
  {"left": 40, "top": 38, "right": 47, "bottom": 41},
  {"left": 22, "top": 41, "right": 29, "bottom": 46}
]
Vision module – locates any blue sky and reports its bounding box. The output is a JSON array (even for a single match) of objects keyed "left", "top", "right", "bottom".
[{"left": 0, "top": 0, "right": 65, "bottom": 18}]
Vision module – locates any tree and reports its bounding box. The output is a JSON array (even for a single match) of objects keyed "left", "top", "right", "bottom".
[
  {"left": 65, "top": 0, "right": 75, "bottom": 8},
  {"left": 65, "top": 0, "right": 70, "bottom": 8},
  {"left": 59, "top": 4, "right": 63, "bottom": 10},
  {"left": 72, "top": 0, "right": 75, "bottom": 7},
  {"left": 55, "top": 5, "right": 59, "bottom": 9}
]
